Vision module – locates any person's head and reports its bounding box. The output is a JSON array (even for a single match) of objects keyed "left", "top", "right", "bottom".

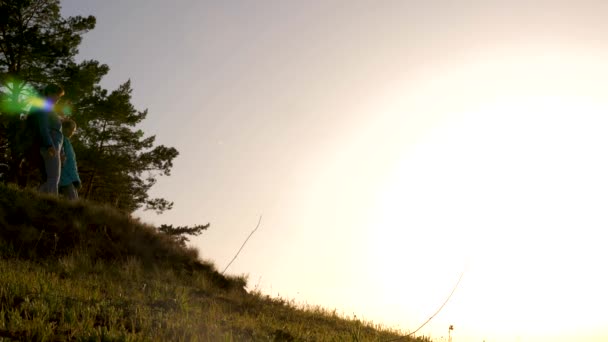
[
  {"left": 43, "top": 84, "right": 65, "bottom": 105},
  {"left": 62, "top": 119, "right": 77, "bottom": 138}
]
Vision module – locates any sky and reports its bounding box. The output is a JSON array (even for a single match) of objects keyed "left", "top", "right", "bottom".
[{"left": 61, "top": 1, "right": 608, "bottom": 341}]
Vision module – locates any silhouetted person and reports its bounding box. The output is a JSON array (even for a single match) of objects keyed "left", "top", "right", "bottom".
[
  {"left": 59, "top": 119, "right": 81, "bottom": 200},
  {"left": 31, "top": 84, "right": 65, "bottom": 195}
]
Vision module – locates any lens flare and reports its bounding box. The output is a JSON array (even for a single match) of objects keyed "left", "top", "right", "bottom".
[
  {"left": 0, "top": 80, "right": 49, "bottom": 114},
  {"left": 0, "top": 98, "right": 23, "bottom": 114},
  {"left": 28, "top": 96, "right": 53, "bottom": 111},
  {"left": 57, "top": 101, "right": 73, "bottom": 116}
]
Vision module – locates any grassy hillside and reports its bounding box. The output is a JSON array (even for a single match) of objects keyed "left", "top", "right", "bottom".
[{"left": 0, "top": 184, "right": 430, "bottom": 341}]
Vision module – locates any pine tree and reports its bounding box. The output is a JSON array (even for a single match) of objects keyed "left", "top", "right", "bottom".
[
  {"left": 158, "top": 223, "right": 210, "bottom": 247},
  {"left": 0, "top": 0, "right": 95, "bottom": 100},
  {"left": 0, "top": 0, "right": 95, "bottom": 179},
  {"left": 73, "top": 80, "right": 178, "bottom": 213},
  {"left": 0, "top": 0, "right": 179, "bottom": 214}
]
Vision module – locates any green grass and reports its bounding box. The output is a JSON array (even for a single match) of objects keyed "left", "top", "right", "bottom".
[{"left": 0, "top": 184, "right": 431, "bottom": 341}]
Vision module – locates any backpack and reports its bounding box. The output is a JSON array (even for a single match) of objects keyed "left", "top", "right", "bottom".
[
  {"left": 2, "top": 111, "right": 44, "bottom": 186},
  {"left": 14, "top": 111, "right": 42, "bottom": 157},
  {"left": 16, "top": 111, "right": 45, "bottom": 182}
]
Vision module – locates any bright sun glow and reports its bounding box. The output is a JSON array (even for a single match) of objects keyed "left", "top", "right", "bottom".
[
  {"left": 357, "top": 45, "right": 608, "bottom": 341},
  {"left": 226, "top": 46, "right": 608, "bottom": 342},
  {"left": 368, "top": 96, "right": 608, "bottom": 341}
]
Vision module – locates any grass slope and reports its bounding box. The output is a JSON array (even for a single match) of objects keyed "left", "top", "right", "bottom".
[{"left": 0, "top": 184, "right": 430, "bottom": 341}]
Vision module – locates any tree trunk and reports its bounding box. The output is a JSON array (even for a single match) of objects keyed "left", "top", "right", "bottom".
[
  {"left": 84, "top": 170, "right": 95, "bottom": 199},
  {"left": 85, "top": 119, "right": 108, "bottom": 199}
]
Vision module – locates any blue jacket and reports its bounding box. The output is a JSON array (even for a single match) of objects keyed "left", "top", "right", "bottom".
[
  {"left": 31, "top": 108, "right": 63, "bottom": 148},
  {"left": 59, "top": 138, "right": 81, "bottom": 187}
]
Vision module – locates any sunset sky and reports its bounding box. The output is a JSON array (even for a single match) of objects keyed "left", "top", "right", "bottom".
[{"left": 62, "top": 1, "right": 608, "bottom": 341}]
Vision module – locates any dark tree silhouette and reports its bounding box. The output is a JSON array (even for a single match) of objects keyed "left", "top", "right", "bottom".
[
  {"left": 0, "top": 0, "right": 96, "bottom": 87},
  {"left": 158, "top": 224, "right": 210, "bottom": 247},
  {"left": 73, "top": 80, "right": 178, "bottom": 213},
  {"left": 0, "top": 0, "right": 179, "bottom": 214},
  {"left": 0, "top": 0, "right": 95, "bottom": 181}
]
